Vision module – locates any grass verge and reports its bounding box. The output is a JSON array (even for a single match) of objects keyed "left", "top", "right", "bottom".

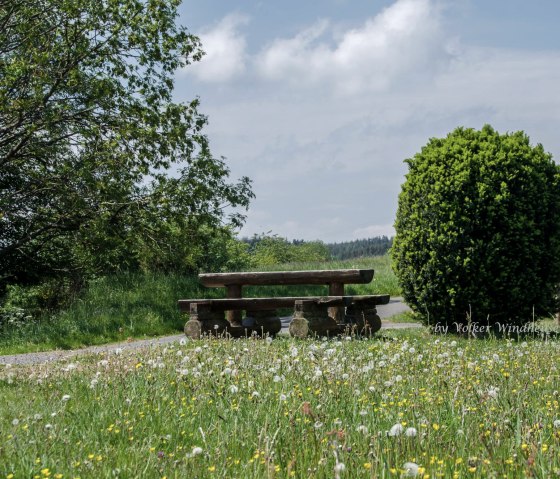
[{"left": 0, "top": 255, "right": 399, "bottom": 355}]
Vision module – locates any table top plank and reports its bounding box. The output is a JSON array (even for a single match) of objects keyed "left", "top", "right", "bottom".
[{"left": 199, "top": 269, "right": 374, "bottom": 287}]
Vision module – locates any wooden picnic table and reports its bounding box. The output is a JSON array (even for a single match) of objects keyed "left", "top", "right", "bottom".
[
  {"left": 198, "top": 269, "right": 375, "bottom": 325},
  {"left": 179, "top": 268, "right": 389, "bottom": 338}
]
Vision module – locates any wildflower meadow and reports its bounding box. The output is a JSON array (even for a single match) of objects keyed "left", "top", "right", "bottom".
[{"left": 2, "top": 329, "right": 560, "bottom": 478}]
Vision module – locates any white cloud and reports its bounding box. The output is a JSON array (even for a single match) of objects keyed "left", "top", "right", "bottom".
[
  {"left": 256, "top": 0, "right": 449, "bottom": 94},
  {"left": 187, "top": 13, "right": 249, "bottom": 82},
  {"left": 177, "top": 1, "right": 560, "bottom": 241}
]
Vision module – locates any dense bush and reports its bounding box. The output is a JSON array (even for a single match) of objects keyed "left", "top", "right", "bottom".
[
  {"left": 244, "top": 236, "right": 330, "bottom": 267},
  {"left": 392, "top": 125, "right": 560, "bottom": 328}
]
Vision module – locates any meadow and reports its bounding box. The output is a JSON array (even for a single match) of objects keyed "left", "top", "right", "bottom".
[
  {"left": 2, "top": 329, "right": 560, "bottom": 478},
  {"left": 0, "top": 256, "right": 399, "bottom": 355}
]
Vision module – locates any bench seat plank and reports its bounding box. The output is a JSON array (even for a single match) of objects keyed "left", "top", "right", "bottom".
[
  {"left": 198, "top": 269, "right": 374, "bottom": 287},
  {"left": 178, "top": 294, "right": 389, "bottom": 313}
]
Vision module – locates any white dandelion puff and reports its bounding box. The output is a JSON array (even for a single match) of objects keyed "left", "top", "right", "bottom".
[
  {"left": 402, "top": 462, "right": 420, "bottom": 477},
  {"left": 388, "top": 423, "right": 404, "bottom": 436},
  {"left": 405, "top": 427, "right": 418, "bottom": 437}
]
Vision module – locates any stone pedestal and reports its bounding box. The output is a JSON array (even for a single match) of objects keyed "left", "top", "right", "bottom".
[{"left": 289, "top": 300, "right": 340, "bottom": 338}]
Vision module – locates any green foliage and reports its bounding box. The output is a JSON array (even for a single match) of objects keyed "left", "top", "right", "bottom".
[
  {"left": 248, "top": 236, "right": 330, "bottom": 268},
  {"left": 327, "top": 236, "right": 393, "bottom": 260},
  {"left": 393, "top": 125, "right": 560, "bottom": 328},
  {"left": 0, "top": 0, "right": 253, "bottom": 289}
]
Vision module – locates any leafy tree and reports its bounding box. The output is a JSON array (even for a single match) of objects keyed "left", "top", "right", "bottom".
[
  {"left": 0, "top": 0, "right": 253, "bottom": 288},
  {"left": 392, "top": 125, "right": 560, "bottom": 328},
  {"left": 245, "top": 235, "right": 330, "bottom": 267}
]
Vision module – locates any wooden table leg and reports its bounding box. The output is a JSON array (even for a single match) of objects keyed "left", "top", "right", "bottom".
[
  {"left": 328, "top": 282, "right": 345, "bottom": 323},
  {"left": 226, "top": 284, "right": 242, "bottom": 327}
]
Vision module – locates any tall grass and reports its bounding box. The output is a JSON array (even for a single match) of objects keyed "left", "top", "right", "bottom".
[
  {"left": 0, "top": 255, "right": 400, "bottom": 355},
  {"left": 245, "top": 255, "right": 400, "bottom": 298},
  {"left": 0, "top": 274, "right": 205, "bottom": 354},
  {"left": 2, "top": 331, "right": 560, "bottom": 478}
]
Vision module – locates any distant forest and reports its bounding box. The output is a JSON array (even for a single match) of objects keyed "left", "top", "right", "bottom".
[
  {"left": 241, "top": 235, "right": 393, "bottom": 261},
  {"left": 326, "top": 236, "right": 393, "bottom": 260}
]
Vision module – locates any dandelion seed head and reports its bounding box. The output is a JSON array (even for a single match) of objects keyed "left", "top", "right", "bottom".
[
  {"left": 402, "top": 462, "right": 420, "bottom": 477},
  {"left": 334, "top": 462, "right": 346, "bottom": 472},
  {"left": 405, "top": 427, "right": 418, "bottom": 437},
  {"left": 388, "top": 423, "right": 404, "bottom": 436}
]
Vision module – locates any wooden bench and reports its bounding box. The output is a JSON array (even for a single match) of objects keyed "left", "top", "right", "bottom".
[{"left": 178, "top": 269, "right": 390, "bottom": 338}]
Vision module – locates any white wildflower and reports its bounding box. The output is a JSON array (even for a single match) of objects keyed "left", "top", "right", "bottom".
[
  {"left": 487, "top": 386, "right": 499, "bottom": 399},
  {"left": 334, "top": 462, "right": 346, "bottom": 473},
  {"left": 61, "top": 394, "right": 71, "bottom": 402},
  {"left": 553, "top": 419, "right": 560, "bottom": 428},
  {"left": 192, "top": 446, "right": 203, "bottom": 456},
  {"left": 356, "top": 425, "right": 368, "bottom": 434},
  {"left": 405, "top": 427, "right": 418, "bottom": 437},
  {"left": 388, "top": 423, "right": 404, "bottom": 436},
  {"left": 402, "top": 462, "right": 420, "bottom": 477},
  {"left": 12, "top": 418, "right": 19, "bottom": 426},
  {"left": 229, "top": 385, "right": 238, "bottom": 394}
]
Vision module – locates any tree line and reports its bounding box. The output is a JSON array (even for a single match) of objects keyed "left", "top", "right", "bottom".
[{"left": 327, "top": 237, "right": 393, "bottom": 260}]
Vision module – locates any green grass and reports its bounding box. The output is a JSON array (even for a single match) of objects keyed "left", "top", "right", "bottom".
[
  {"left": 0, "top": 273, "right": 210, "bottom": 355},
  {"left": 244, "top": 255, "right": 400, "bottom": 298},
  {"left": 0, "top": 255, "right": 399, "bottom": 355},
  {"left": 2, "top": 330, "right": 560, "bottom": 478}
]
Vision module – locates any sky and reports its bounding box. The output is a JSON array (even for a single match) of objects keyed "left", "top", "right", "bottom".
[{"left": 175, "top": 0, "right": 560, "bottom": 242}]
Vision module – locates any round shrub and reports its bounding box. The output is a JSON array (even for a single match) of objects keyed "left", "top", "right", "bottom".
[{"left": 392, "top": 125, "right": 560, "bottom": 328}]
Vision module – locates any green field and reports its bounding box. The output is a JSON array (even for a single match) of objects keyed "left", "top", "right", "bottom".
[
  {"left": 0, "top": 256, "right": 399, "bottom": 355},
  {"left": 2, "top": 329, "right": 560, "bottom": 478}
]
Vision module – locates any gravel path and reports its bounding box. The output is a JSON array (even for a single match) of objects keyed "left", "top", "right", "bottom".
[{"left": 0, "top": 298, "right": 417, "bottom": 365}]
